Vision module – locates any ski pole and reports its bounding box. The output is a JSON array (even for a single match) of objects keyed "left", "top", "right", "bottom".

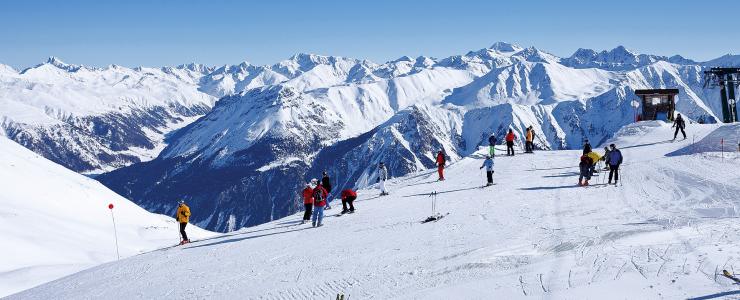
[{"left": 108, "top": 203, "right": 120, "bottom": 260}]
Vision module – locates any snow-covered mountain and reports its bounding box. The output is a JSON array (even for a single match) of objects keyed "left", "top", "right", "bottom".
[
  {"left": 0, "top": 136, "right": 214, "bottom": 297},
  {"left": 95, "top": 43, "right": 740, "bottom": 233},
  {"left": 14, "top": 122, "right": 740, "bottom": 299},
  {"left": 0, "top": 57, "right": 217, "bottom": 173}
]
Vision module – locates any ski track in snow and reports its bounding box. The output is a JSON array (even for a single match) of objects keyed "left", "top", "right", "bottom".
[{"left": 9, "top": 122, "right": 740, "bottom": 299}]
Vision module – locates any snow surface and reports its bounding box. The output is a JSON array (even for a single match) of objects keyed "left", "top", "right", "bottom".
[
  {"left": 0, "top": 137, "right": 215, "bottom": 297},
  {"left": 13, "top": 122, "right": 740, "bottom": 299}
]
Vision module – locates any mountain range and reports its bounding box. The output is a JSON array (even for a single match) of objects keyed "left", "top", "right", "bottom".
[{"left": 2, "top": 43, "right": 739, "bottom": 231}]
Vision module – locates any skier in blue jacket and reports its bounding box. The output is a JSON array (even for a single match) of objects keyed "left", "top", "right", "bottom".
[
  {"left": 607, "top": 144, "right": 623, "bottom": 185},
  {"left": 479, "top": 155, "right": 495, "bottom": 186}
]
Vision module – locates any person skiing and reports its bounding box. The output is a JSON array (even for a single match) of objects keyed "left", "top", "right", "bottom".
[
  {"left": 525, "top": 127, "right": 534, "bottom": 153},
  {"left": 672, "top": 113, "right": 687, "bottom": 140},
  {"left": 607, "top": 144, "right": 623, "bottom": 185},
  {"left": 488, "top": 134, "right": 497, "bottom": 157},
  {"left": 176, "top": 200, "right": 191, "bottom": 245},
  {"left": 578, "top": 153, "right": 593, "bottom": 186},
  {"left": 583, "top": 139, "right": 592, "bottom": 154},
  {"left": 505, "top": 129, "right": 516, "bottom": 156},
  {"left": 436, "top": 150, "right": 446, "bottom": 181},
  {"left": 301, "top": 183, "right": 314, "bottom": 224},
  {"left": 377, "top": 162, "right": 389, "bottom": 196},
  {"left": 586, "top": 150, "right": 601, "bottom": 175},
  {"left": 310, "top": 178, "right": 328, "bottom": 227},
  {"left": 601, "top": 146, "right": 611, "bottom": 171},
  {"left": 340, "top": 189, "right": 357, "bottom": 214},
  {"left": 479, "top": 155, "right": 495, "bottom": 186},
  {"left": 321, "top": 171, "right": 333, "bottom": 210}
]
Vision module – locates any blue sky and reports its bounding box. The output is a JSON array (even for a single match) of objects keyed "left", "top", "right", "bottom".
[{"left": 1, "top": 0, "right": 738, "bottom": 69}]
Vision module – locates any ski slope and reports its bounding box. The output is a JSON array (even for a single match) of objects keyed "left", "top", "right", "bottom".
[
  {"left": 10, "top": 122, "right": 740, "bottom": 299},
  {"left": 0, "top": 137, "right": 215, "bottom": 297}
]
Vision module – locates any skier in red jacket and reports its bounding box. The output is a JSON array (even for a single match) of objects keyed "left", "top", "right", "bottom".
[
  {"left": 340, "top": 189, "right": 357, "bottom": 214},
  {"left": 436, "top": 150, "right": 446, "bottom": 181},
  {"left": 505, "top": 129, "right": 516, "bottom": 156},
  {"left": 301, "top": 183, "right": 313, "bottom": 224},
  {"left": 310, "top": 178, "right": 328, "bottom": 227}
]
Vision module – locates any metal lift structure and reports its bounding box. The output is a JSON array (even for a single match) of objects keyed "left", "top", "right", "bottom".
[{"left": 703, "top": 67, "right": 740, "bottom": 123}]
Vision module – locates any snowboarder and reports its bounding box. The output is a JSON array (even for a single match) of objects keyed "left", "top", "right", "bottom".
[
  {"left": 505, "top": 129, "right": 516, "bottom": 156},
  {"left": 340, "top": 189, "right": 357, "bottom": 214},
  {"left": 525, "top": 127, "right": 535, "bottom": 153},
  {"left": 479, "top": 155, "right": 495, "bottom": 185},
  {"left": 672, "top": 113, "right": 687, "bottom": 140},
  {"left": 321, "top": 171, "right": 333, "bottom": 210},
  {"left": 301, "top": 183, "right": 313, "bottom": 224},
  {"left": 310, "top": 178, "right": 328, "bottom": 227},
  {"left": 436, "top": 150, "right": 446, "bottom": 181},
  {"left": 176, "top": 200, "right": 191, "bottom": 245},
  {"left": 378, "top": 162, "right": 389, "bottom": 196},
  {"left": 578, "top": 154, "right": 593, "bottom": 186},
  {"left": 488, "top": 134, "right": 497, "bottom": 157},
  {"left": 583, "top": 139, "right": 592, "bottom": 154},
  {"left": 607, "top": 144, "right": 623, "bottom": 185}
]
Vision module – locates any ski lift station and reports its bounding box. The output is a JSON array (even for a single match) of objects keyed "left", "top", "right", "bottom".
[{"left": 635, "top": 89, "right": 679, "bottom": 121}]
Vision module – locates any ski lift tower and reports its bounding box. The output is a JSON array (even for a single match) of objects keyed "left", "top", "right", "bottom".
[{"left": 703, "top": 67, "right": 740, "bottom": 123}]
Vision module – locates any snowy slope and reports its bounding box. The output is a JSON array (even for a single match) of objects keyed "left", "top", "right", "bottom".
[
  {"left": 98, "top": 44, "right": 740, "bottom": 233},
  {"left": 0, "top": 137, "right": 215, "bottom": 297},
  {"left": 14, "top": 122, "right": 740, "bottom": 299}
]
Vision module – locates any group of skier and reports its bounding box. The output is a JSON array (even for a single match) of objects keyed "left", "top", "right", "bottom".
[
  {"left": 578, "top": 142, "right": 623, "bottom": 186},
  {"left": 300, "top": 172, "right": 359, "bottom": 227}
]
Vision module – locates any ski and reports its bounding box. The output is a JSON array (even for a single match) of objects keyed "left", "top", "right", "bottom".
[
  {"left": 479, "top": 184, "right": 497, "bottom": 188},
  {"left": 722, "top": 270, "right": 740, "bottom": 284}
]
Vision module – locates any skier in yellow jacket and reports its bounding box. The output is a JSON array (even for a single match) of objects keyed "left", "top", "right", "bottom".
[{"left": 176, "top": 200, "right": 191, "bottom": 245}]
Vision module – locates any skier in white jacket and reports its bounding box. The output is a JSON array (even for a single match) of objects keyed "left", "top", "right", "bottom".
[{"left": 377, "top": 162, "right": 389, "bottom": 196}]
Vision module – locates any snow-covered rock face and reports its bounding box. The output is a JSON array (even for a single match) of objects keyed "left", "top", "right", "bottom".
[
  {"left": 0, "top": 58, "right": 218, "bottom": 172},
  {"left": 96, "top": 44, "right": 738, "bottom": 232}
]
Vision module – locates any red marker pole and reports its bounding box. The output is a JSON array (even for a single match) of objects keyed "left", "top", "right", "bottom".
[{"left": 108, "top": 203, "right": 120, "bottom": 260}]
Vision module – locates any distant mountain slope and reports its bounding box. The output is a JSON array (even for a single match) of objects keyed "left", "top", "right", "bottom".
[{"left": 0, "top": 136, "right": 215, "bottom": 297}]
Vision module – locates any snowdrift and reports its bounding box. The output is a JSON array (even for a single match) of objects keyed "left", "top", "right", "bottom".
[
  {"left": 0, "top": 137, "right": 215, "bottom": 297},
  {"left": 12, "top": 123, "right": 740, "bottom": 299}
]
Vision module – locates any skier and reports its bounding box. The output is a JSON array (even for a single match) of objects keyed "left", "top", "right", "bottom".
[
  {"left": 505, "top": 129, "right": 516, "bottom": 156},
  {"left": 583, "top": 139, "right": 592, "bottom": 154},
  {"left": 578, "top": 153, "right": 593, "bottom": 186},
  {"left": 377, "top": 162, "right": 389, "bottom": 196},
  {"left": 176, "top": 200, "right": 191, "bottom": 245},
  {"left": 301, "top": 183, "right": 313, "bottom": 224},
  {"left": 525, "top": 126, "right": 535, "bottom": 153},
  {"left": 340, "top": 189, "right": 357, "bottom": 214},
  {"left": 310, "top": 178, "right": 328, "bottom": 227},
  {"left": 321, "top": 171, "right": 333, "bottom": 210},
  {"left": 436, "top": 150, "right": 446, "bottom": 181},
  {"left": 601, "top": 146, "right": 611, "bottom": 170},
  {"left": 479, "top": 155, "right": 495, "bottom": 186},
  {"left": 607, "top": 144, "right": 623, "bottom": 185},
  {"left": 586, "top": 150, "right": 601, "bottom": 175},
  {"left": 488, "top": 134, "right": 497, "bottom": 157},
  {"left": 672, "top": 113, "right": 687, "bottom": 140}
]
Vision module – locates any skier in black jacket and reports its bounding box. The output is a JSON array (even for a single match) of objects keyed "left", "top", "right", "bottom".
[
  {"left": 673, "top": 113, "right": 686, "bottom": 140},
  {"left": 321, "top": 171, "right": 332, "bottom": 209},
  {"left": 583, "top": 139, "right": 592, "bottom": 154}
]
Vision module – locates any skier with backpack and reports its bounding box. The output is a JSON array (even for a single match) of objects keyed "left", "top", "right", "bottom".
[
  {"left": 176, "top": 200, "right": 191, "bottom": 245},
  {"left": 488, "top": 134, "right": 497, "bottom": 157},
  {"left": 321, "top": 171, "right": 332, "bottom": 210},
  {"left": 479, "top": 155, "right": 495, "bottom": 186},
  {"left": 505, "top": 129, "right": 516, "bottom": 156},
  {"left": 377, "top": 162, "right": 389, "bottom": 196},
  {"left": 672, "top": 113, "right": 687, "bottom": 140},
  {"left": 340, "top": 189, "right": 357, "bottom": 214},
  {"left": 436, "top": 150, "right": 446, "bottom": 181},
  {"left": 301, "top": 183, "right": 313, "bottom": 224},
  {"left": 525, "top": 126, "right": 535, "bottom": 153},
  {"left": 607, "top": 144, "right": 623, "bottom": 185},
  {"left": 310, "top": 178, "right": 328, "bottom": 227},
  {"left": 578, "top": 153, "right": 593, "bottom": 186}
]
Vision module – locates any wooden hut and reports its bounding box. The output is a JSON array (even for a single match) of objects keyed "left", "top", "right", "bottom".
[{"left": 635, "top": 89, "right": 679, "bottom": 121}]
